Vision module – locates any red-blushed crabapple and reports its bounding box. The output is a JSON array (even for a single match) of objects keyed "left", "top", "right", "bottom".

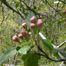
[
  {"left": 37, "top": 19, "right": 43, "bottom": 28},
  {"left": 63, "top": 10, "right": 66, "bottom": 14},
  {"left": 30, "top": 23, "right": 36, "bottom": 29},
  {"left": 18, "top": 33, "right": 23, "bottom": 39},
  {"left": 20, "top": 28, "right": 28, "bottom": 37},
  {"left": 12, "top": 35, "right": 19, "bottom": 42},
  {"left": 21, "top": 22, "right": 27, "bottom": 29},
  {"left": 30, "top": 16, "right": 36, "bottom": 23}
]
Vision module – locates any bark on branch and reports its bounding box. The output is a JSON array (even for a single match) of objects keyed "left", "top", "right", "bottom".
[{"left": 0, "top": 0, "right": 25, "bottom": 19}]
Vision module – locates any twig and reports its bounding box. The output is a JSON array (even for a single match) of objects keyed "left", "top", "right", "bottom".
[
  {"left": 57, "top": 40, "right": 66, "bottom": 48},
  {"left": 35, "top": 51, "right": 66, "bottom": 62},
  {"left": 0, "top": 0, "right": 25, "bottom": 19},
  {"left": 21, "top": 0, "right": 48, "bottom": 17},
  {"left": 0, "top": 2, "right": 4, "bottom": 26},
  {"left": 60, "top": 0, "right": 66, "bottom": 4},
  {"left": 45, "top": 0, "right": 57, "bottom": 11},
  {"left": 34, "top": 33, "right": 66, "bottom": 62}
]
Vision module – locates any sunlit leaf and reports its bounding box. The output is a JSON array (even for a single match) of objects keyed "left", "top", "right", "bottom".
[
  {"left": 39, "top": 32, "right": 53, "bottom": 50},
  {"left": 18, "top": 46, "right": 33, "bottom": 55}
]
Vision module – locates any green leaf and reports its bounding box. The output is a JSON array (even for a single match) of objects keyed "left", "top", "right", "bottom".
[
  {"left": 22, "top": 51, "right": 40, "bottom": 66},
  {"left": 39, "top": 32, "right": 53, "bottom": 50},
  {"left": 18, "top": 46, "right": 33, "bottom": 55},
  {"left": 39, "top": 32, "right": 59, "bottom": 57},
  {"left": 0, "top": 47, "right": 17, "bottom": 64}
]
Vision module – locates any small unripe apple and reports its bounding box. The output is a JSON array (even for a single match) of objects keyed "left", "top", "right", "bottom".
[
  {"left": 12, "top": 35, "right": 19, "bottom": 42},
  {"left": 63, "top": 10, "right": 66, "bottom": 14},
  {"left": 20, "top": 28, "right": 28, "bottom": 37},
  {"left": 21, "top": 22, "right": 27, "bottom": 29},
  {"left": 18, "top": 33, "right": 23, "bottom": 39},
  {"left": 37, "top": 19, "right": 43, "bottom": 28},
  {"left": 30, "top": 23, "right": 36, "bottom": 29},
  {"left": 30, "top": 16, "right": 36, "bottom": 23}
]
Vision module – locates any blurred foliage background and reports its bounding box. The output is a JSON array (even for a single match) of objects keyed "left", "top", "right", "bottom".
[{"left": 0, "top": 0, "right": 66, "bottom": 66}]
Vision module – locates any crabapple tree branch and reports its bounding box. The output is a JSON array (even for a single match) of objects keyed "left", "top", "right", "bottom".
[{"left": 0, "top": 0, "right": 25, "bottom": 19}]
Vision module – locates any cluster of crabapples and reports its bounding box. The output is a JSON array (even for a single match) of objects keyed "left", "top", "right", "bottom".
[{"left": 12, "top": 16, "right": 43, "bottom": 42}]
